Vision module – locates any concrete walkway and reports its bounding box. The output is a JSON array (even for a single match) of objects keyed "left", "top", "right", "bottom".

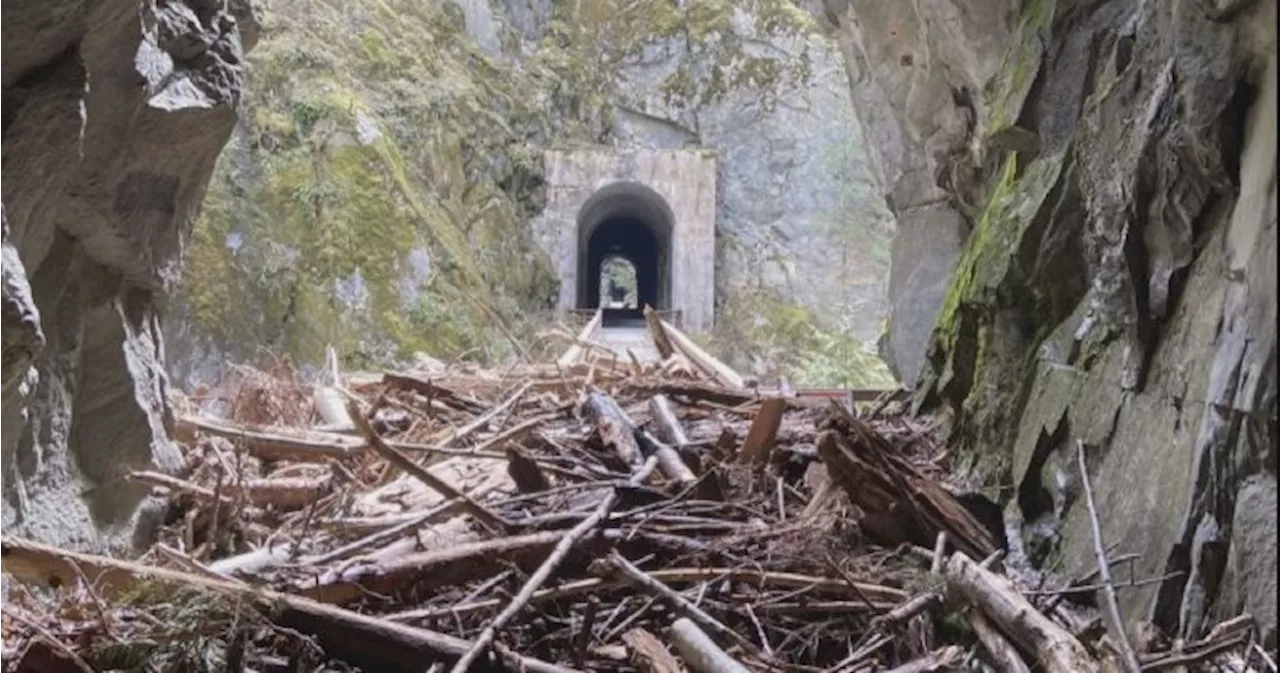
[{"left": 594, "top": 325, "right": 662, "bottom": 364}]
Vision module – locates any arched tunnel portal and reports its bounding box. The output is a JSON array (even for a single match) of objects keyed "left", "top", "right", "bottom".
[
  {"left": 576, "top": 182, "right": 673, "bottom": 324},
  {"left": 534, "top": 149, "right": 716, "bottom": 332}
]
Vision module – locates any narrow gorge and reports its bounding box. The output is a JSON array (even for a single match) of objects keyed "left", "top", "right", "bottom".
[{"left": 2, "top": 0, "right": 1275, "bottom": 667}]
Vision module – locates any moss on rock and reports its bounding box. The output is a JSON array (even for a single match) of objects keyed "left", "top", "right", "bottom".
[
  {"left": 919, "top": 145, "right": 1071, "bottom": 480},
  {"left": 176, "top": 0, "right": 573, "bottom": 372}
]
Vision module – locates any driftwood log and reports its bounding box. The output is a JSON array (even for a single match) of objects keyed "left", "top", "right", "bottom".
[
  {"left": 668, "top": 618, "right": 750, "bottom": 673},
  {"left": 966, "top": 609, "right": 1032, "bottom": 673},
  {"left": 647, "top": 395, "right": 690, "bottom": 447},
  {"left": 581, "top": 388, "right": 695, "bottom": 485},
  {"left": 944, "top": 553, "right": 1097, "bottom": 673}
]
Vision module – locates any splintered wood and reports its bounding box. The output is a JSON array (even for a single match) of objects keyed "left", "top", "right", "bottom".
[{"left": 2, "top": 328, "right": 1269, "bottom": 673}]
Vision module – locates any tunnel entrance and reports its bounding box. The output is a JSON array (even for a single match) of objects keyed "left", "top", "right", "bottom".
[{"left": 576, "top": 183, "right": 674, "bottom": 326}]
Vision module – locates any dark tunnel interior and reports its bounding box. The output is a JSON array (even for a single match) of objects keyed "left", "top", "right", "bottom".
[
  {"left": 575, "top": 183, "right": 673, "bottom": 325},
  {"left": 582, "top": 216, "right": 663, "bottom": 320}
]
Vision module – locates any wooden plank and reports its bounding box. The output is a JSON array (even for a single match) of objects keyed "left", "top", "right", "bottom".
[
  {"left": 659, "top": 319, "right": 746, "bottom": 389},
  {"left": 754, "top": 388, "right": 909, "bottom": 403},
  {"left": 642, "top": 305, "right": 676, "bottom": 360},
  {"left": 558, "top": 308, "right": 603, "bottom": 367},
  {"left": 737, "top": 397, "right": 786, "bottom": 465}
]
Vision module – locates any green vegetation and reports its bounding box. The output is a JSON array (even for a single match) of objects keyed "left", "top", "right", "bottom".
[
  {"left": 177, "top": 0, "right": 590, "bottom": 368},
  {"left": 698, "top": 136, "right": 895, "bottom": 388},
  {"left": 599, "top": 256, "right": 639, "bottom": 307},
  {"left": 708, "top": 283, "right": 893, "bottom": 388},
  {"left": 76, "top": 584, "right": 275, "bottom": 673}
]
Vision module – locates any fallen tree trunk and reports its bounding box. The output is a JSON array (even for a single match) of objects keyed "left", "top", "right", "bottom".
[
  {"left": 944, "top": 553, "right": 1097, "bottom": 673},
  {"left": 580, "top": 389, "right": 645, "bottom": 466},
  {"left": 382, "top": 372, "right": 488, "bottom": 415},
  {"left": 298, "top": 529, "right": 567, "bottom": 604}
]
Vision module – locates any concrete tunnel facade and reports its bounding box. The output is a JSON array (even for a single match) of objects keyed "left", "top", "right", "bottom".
[{"left": 533, "top": 149, "right": 718, "bottom": 332}]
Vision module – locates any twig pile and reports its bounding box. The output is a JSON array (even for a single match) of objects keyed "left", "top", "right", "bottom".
[{"left": 2, "top": 317, "right": 1273, "bottom": 673}]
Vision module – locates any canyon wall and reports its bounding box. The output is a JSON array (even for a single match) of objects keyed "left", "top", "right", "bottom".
[
  {"left": 1, "top": 0, "right": 257, "bottom": 552},
  {"left": 825, "top": 0, "right": 1276, "bottom": 646}
]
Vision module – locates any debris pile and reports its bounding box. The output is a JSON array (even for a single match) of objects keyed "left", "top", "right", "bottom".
[{"left": 2, "top": 313, "right": 1272, "bottom": 672}]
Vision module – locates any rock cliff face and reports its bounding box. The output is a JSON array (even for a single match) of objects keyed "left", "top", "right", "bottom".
[
  {"left": 1, "top": 0, "right": 256, "bottom": 552},
  {"left": 826, "top": 0, "right": 1276, "bottom": 646}
]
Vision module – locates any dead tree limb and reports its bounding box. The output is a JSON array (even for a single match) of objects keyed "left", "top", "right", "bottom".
[
  {"left": 647, "top": 395, "right": 690, "bottom": 447},
  {"left": 177, "top": 415, "right": 364, "bottom": 462},
  {"left": 967, "top": 608, "right": 1032, "bottom": 673},
  {"left": 645, "top": 394, "right": 698, "bottom": 485},
  {"left": 1076, "top": 440, "right": 1141, "bottom": 673},
  {"left": 346, "top": 398, "right": 507, "bottom": 533},
  {"left": 444, "top": 381, "right": 531, "bottom": 447},
  {"left": 944, "top": 553, "right": 1098, "bottom": 673},
  {"left": 669, "top": 617, "right": 751, "bottom": 673},
  {"left": 580, "top": 389, "right": 645, "bottom": 466},
  {"left": 447, "top": 456, "right": 661, "bottom": 673},
  {"left": 644, "top": 432, "right": 698, "bottom": 486}
]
